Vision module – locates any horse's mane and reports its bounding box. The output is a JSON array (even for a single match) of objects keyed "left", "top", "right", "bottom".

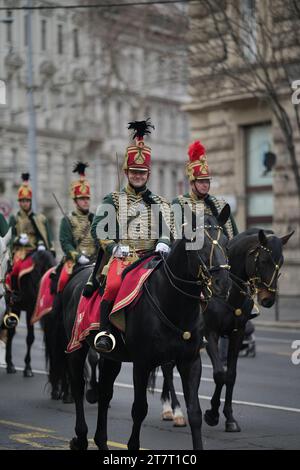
[{"left": 228, "top": 228, "right": 274, "bottom": 249}]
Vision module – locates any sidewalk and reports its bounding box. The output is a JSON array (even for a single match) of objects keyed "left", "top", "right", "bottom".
[{"left": 254, "top": 295, "right": 300, "bottom": 329}]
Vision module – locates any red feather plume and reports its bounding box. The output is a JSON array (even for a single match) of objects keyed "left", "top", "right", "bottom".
[{"left": 188, "top": 140, "right": 206, "bottom": 162}]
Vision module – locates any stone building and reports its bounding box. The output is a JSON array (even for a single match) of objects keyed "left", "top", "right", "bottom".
[
  {"left": 0, "top": 0, "right": 189, "bottom": 254},
  {"left": 185, "top": 0, "right": 300, "bottom": 295}
]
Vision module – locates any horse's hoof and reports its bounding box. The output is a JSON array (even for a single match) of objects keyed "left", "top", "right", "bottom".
[
  {"left": 62, "top": 394, "right": 74, "bottom": 404},
  {"left": 51, "top": 390, "right": 61, "bottom": 400},
  {"left": 69, "top": 437, "right": 88, "bottom": 451},
  {"left": 23, "top": 367, "right": 34, "bottom": 378},
  {"left": 162, "top": 410, "right": 173, "bottom": 421},
  {"left": 173, "top": 416, "right": 187, "bottom": 427},
  {"left": 86, "top": 389, "right": 98, "bottom": 404},
  {"left": 225, "top": 420, "right": 241, "bottom": 432},
  {"left": 6, "top": 364, "right": 16, "bottom": 374},
  {"left": 204, "top": 409, "right": 219, "bottom": 427}
]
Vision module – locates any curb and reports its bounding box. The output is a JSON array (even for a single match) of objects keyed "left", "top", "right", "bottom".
[{"left": 255, "top": 320, "right": 300, "bottom": 330}]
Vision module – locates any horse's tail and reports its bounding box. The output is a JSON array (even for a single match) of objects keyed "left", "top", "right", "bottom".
[{"left": 147, "top": 367, "right": 159, "bottom": 394}]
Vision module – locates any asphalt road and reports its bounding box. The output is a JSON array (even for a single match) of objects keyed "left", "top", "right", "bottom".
[{"left": 0, "top": 318, "right": 299, "bottom": 451}]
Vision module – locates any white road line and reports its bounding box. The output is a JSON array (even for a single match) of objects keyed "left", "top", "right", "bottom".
[
  {"left": 256, "top": 336, "right": 297, "bottom": 344},
  {"left": 2, "top": 365, "right": 299, "bottom": 415}
]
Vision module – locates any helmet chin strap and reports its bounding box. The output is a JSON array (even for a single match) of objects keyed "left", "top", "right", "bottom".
[{"left": 192, "top": 182, "right": 207, "bottom": 199}]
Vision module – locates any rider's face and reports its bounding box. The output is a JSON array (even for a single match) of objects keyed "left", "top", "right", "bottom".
[
  {"left": 192, "top": 179, "right": 210, "bottom": 197},
  {"left": 19, "top": 199, "right": 31, "bottom": 212},
  {"left": 75, "top": 197, "right": 90, "bottom": 213},
  {"left": 127, "top": 169, "right": 149, "bottom": 188}
]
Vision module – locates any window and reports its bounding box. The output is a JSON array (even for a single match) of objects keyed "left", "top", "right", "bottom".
[
  {"left": 24, "top": 14, "right": 29, "bottom": 46},
  {"left": 245, "top": 124, "right": 273, "bottom": 229},
  {"left": 41, "top": 19, "right": 47, "bottom": 51},
  {"left": 73, "top": 28, "right": 80, "bottom": 58},
  {"left": 240, "top": 0, "right": 257, "bottom": 62},
  {"left": 6, "top": 10, "right": 13, "bottom": 43},
  {"left": 57, "top": 24, "right": 63, "bottom": 54}
]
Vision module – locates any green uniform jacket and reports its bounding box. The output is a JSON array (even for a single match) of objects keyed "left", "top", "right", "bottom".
[
  {"left": 91, "top": 185, "right": 172, "bottom": 257},
  {"left": 9, "top": 211, "right": 54, "bottom": 251},
  {"left": 59, "top": 212, "right": 97, "bottom": 261},
  {"left": 172, "top": 192, "right": 239, "bottom": 240},
  {"left": 0, "top": 213, "right": 8, "bottom": 237}
]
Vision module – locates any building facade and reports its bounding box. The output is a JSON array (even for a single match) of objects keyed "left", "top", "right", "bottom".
[
  {"left": 0, "top": 0, "right": 190, "bottom": 254},
  {"left": 186, "top": 0, "right": 300, "bottom": 295}
]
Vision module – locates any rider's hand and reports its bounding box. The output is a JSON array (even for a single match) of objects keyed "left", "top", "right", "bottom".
[
  {"left": 155, "top": 242, "right": 170, "bottom": 255},
  {"left": 37, "top": 243, "right": 46, "bottom": 251},
  {"left": 19, "top": 233, "right": 29, "bottom": 246},
  {"left": 77, "top": 255, "right": 90, "bottom": 265},
  {"left": 113, "top": 245, "right": 130, "bottom": 258}
]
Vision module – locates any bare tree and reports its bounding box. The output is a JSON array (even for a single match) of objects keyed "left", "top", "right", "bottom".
[{"left": 189, "top": 0, "right": 300, "bottom": 209}]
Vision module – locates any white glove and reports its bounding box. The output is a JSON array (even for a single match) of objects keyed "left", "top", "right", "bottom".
[
  {"left": 113, "top": 245, "right": 130, "bottom": 258},
  {"left": 78, "top": 255, "right": 90, "bottom": 265},
  {"left": 37, "top": 244, "right": 46, "bottom": 251},
  {"left": 19, "top": 233, "right": 29, "bottom": 246},
  {"left": 155, "top": 242, "right": 170, "bottom": 254}
]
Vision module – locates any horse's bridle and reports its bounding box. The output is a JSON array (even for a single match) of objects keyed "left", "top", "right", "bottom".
[{"left": 246, "top": 244, "right": 282, "bottom": 294}]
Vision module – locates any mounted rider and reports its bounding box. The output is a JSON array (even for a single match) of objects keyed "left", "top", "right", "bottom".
[
  {"left": 6, "top": 173, "right": 55, "bottom": 298},
  {"left": 55, "top": 162, "right": 98, "bottom": 293},
  {"left": 92, "top": 119, "right": 172, "bottom": 353},
  {"left": 172, "top": 140, "right": 238, "bottom": 239}
]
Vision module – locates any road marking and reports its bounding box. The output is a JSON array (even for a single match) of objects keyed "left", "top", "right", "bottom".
[
  {"left": 114, "top": 382, "right": 300, "bottom": 414},
  {"left": 256, "top": 336, "right": 296, "bottom": 344},
  {"left": 0, "top": 419, "right": 131, "bottom": 450}
]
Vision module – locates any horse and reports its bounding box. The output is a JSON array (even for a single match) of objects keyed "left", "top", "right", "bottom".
[
  {"left": 0, "top": 228, "right": 12, "bottom": 325},
  {"left": 62, "top": 206, "right": 232, "bottom": 451},
  {"left": 5, "top": 249, "right": 56, "bottom": 376},
  {"left": 203, "top": 228, "right": 294, "bottom": 432},
  {"left": 159, "top": 228, "right": 294, "bottom": 432}
]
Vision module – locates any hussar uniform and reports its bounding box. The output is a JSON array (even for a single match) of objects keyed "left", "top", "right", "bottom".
[
  {"left": 56, "top": 163, "right": 97, "bottom": 292},
  {"left": 6, "top": 173, "right": 54, "bottom": 294},
  {"left": 173, "top": 140, "right": 238, "bottom": 239},
  {"left": 91, "top": 119, "right": 172, "bottom": 352}
]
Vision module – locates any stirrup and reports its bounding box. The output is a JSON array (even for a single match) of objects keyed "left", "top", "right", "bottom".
[{"left": 94, "top": 331, "right": 116, "bottom": 352}]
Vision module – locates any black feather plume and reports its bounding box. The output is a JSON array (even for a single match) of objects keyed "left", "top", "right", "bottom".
[
  {"left": 21, "top": 173, "right": 30, "bottom": 182},
  {"left": 73, "top": 161, "right": 89, "bottom": 176},
  {"left": 127, "top": 118, "right": 155, "bottom": 140}
]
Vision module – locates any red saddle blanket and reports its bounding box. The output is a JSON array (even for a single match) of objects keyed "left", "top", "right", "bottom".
[
  {"left": 31, "top": 267, "right": 56, "bottom": 324},
  {"left": 5, "top": 254, "right": 35, "bottom": 291},
  {"left": 67, "top": 255, "right": 160, "bottom": 353}
]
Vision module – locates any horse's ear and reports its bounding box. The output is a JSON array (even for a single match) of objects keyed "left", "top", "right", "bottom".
[
  {"left": 281, "top": 231, "right": 294, "bottom": 246},
  {"left": 3, "top": 227, "right": 12, "bottom": 248},
  {"left": 217, "top": 204, "right": 231, "bottom": 227},
  {"left": 258, "top": 229, "right": 268, "bottom": 246}
]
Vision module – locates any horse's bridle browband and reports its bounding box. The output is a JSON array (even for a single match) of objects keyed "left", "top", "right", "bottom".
[{"left": 247, "top": 244, "right": 282, "bottom": 294}]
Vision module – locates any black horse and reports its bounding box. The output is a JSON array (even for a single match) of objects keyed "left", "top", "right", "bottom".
[
  {"left": 203, "top": 228, "right": 294, "bottom": 431},
  {"left": 62, "top": 207, "right": 232, "bottom": 450},
  {"left": 5, "top": 249, "right": 56, "bottom": 376},
  {"left": 159, "top": 228, "right": 294, "bottom": 432}
]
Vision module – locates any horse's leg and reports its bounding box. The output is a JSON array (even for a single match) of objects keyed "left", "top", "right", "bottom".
[
  {"left": 177, "top": 354, "right": 203, "bottom": 450},
  {"left": 94, "top": 358, "right": 122, "bottom": 450},
  {"left": 223, "top": 329, "right": 244, "bottom": 432},
  {"left": 23, "top": 308, "right": 34, "bottom": 377},
  {"left": 204, "top": 331, "right": 226, "bottom": 426},
  {"left": 86, "top": 348, "right": 100, "bottom": 404},
  {"left": 69, "top": 345, "right": 89, "bottom": 450},
  {"left": 5, "top": 324, "right": 17, "bottom": 373},
  {"left": 161, "top": 366, "right": 173, "bottom": 421},
  {"left": 161, "top": 362, "right": 186, "bottom": 427},
  {"left": 127, "top": 363, "right": 150, "bottom": 450}
]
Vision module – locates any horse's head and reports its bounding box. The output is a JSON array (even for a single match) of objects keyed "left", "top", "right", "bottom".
[
  {"left": 246, "top": 229, "right": 294, "bottom": 308},
  {"left": 183, "top": 204, "right": 232, "bottom": 300},
  {"left": 32, "top": 249, "right": 56, "bottom": 278},
  {"left": 0, "top": 228, "right": 12, "bottom": 299}
]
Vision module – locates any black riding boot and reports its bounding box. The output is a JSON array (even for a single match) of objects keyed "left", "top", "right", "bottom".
[{"left": 94, "top": 300, "right": 115, "bottom": 353}]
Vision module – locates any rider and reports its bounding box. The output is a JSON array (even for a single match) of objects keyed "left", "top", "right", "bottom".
[
  {"left": 91, "top": 119, "right": 172, "bottom": 353},
  {"left": 7, "top": 173, "right": 55, "bottom": 298},
  {"left": 56, "top": 162, "right": 98, "bottom": 292},
  {"left": 0, "top": 213, "right": 8, "bottom": 237},
  {"left": 172, "top": 140, "right": 238, "bottom": 239}
]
